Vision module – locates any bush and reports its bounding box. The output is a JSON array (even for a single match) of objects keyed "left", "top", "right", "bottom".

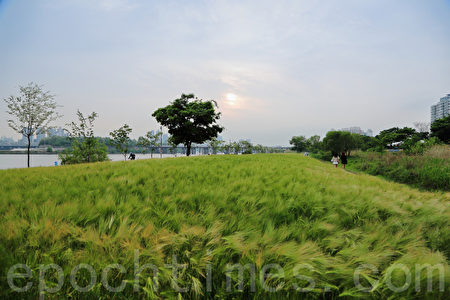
[
  {"left": 310, "top": 150, "right": 332, "bottom": 161},
  {"left": 348, "top": 146, "right": 450, "bottom": 191}
]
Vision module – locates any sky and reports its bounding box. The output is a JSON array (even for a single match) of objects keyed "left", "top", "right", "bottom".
[{"left": 0, "top": 0, "right": 449, "bottom": 145}]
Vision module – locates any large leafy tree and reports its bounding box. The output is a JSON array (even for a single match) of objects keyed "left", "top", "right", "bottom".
[
  {"left": 59, "top": 111, "right": 108, "bottom": 164},
  {"left": 306, "top": 135, "right": 322, "bottom": 153},
  {"left": 431, "top": 115, "right": 450, "bottom": 144},
  {"left": 152, "top": 94, "right": 223, "bottom": 156},
  {"left": 376, "top": 127, "right": 416, "bottom": 148},
  {"left": 3, "top": 82, "right": 61, "bottom": 167},
  {"left": 323, "top": 131, "right": 359, "bottom": 156},
  {"left": 289, "top": 136, "right": 308, "bottom": 153},
  {"left": 109, "top": 124, "right": 133, "bottom": 160}
]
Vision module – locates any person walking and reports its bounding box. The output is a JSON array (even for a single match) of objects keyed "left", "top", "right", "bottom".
[
  {"left": 340, "top": 152, "right": 347, "bottom": 169},
  {"left": 331, "top": 153, "right": 339, "bottom": 168}
]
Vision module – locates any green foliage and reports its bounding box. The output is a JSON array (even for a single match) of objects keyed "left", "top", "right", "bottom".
[
  {"left": 240, "top": 140, "right": 253, "bottom": 154},
  {"left": 252, "top": 144, "right": 266, "bottom": 153},
  {"left": 208, "top": 138, "right": 223, "bottom": 155},
  {"left": 59, "top": 111, "right": 108, "bottom": 164},
  {"left": 0, "top": 154, "right": 448, "bottom": 298},
  {"left": 137, "top": 131, "right": 162, "bottom": 158},
  {"left": 289, "top": 136, "right": 307, "bottom": 152},
  {"left": 431, "top": 115, "right": 450, "bottom": 144},
  {"left": 290, "top": 135, "right": 324, "bottom": 153},
  {"left": 404, "top": 137, "right": 441, "bottom": 155},
  {"left": 376, "top": 127, "right": 417, "bottom": 148},
  {"left": 109, "top": 124, "right": 133, "bottom": 160},
  {"left": 168, "top": 136, "right": 178, "bottom": 156},
  {"left": 152, "top": 94, "right": 223, "bottom": 156},
  {"left": 39, "top": 136, "right": 71, "bottom": 147},
  {"left": 323, "top": 131, "right": 359, "bottom": 156},
  {"left": 348, "top": 146, "right": 450, "bottom": 191},
  {"left": 310, "top": 150, "right": 332, "bottom": 161},
  {"left": 306, "top": 135, "right": 322, "bottom": 152}
]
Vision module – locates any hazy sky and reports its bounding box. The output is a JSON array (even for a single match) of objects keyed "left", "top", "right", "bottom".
[{"left": 1, "top": 0, "right": 449, "bottom": 145}]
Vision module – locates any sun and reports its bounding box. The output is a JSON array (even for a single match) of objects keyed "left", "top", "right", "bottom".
[{"left": 225, "top": 93, "right": 238, "bottom": 105}]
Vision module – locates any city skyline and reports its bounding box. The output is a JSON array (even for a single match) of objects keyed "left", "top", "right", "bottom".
[{"left": 1, "top": 0, "right": 450, "bottom": 145}]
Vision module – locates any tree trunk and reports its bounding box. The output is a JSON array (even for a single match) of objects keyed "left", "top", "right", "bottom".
[
  {"left": 186, "top": 143, "right": 191, "bottom": 156},
  {"left": 27, "top": 135, "right": 31, "bottom": 168}
]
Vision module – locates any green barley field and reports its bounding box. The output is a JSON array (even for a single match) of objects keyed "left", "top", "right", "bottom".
[{"left": 0, "top": 154, "right": 448, "bottom": 299}]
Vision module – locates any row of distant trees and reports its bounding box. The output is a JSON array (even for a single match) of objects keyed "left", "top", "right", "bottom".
[
  {"left": 3, "top": 83, "right": 280, "bottom": 167},
  {"left": 290, "top": 118, "right": 450, "bottom": 157}
]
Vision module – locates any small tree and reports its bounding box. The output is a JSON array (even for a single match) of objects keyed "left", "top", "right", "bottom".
[
  {"left": 109, "top": 124, "right": 132, "bottom": 160},
  {"left": 59, "top": 111, "right": 108, "bottom": 164},
  {"left": 240, "top": 140, "right": 253, "bottom": 154},
  {"left": 222, "top": 141, "right": 233, "bottom": 154},
  {"left": 168, "top": 136, "right": 178, "bottom": 157},
  {"left": 152, "top": 94, "right": 223, "bottom": 156},
  {"left": 3, "top": 82, "right": 61, "bottom": 167},
  {"left": 137, "top": 131, "right": 162, "bottom": 158},
  {"left": 232, "top": 141, "right": 242, "bottom": 154},
  {"left": 208, "top": 137, "right": 224, "bottom": 154}
]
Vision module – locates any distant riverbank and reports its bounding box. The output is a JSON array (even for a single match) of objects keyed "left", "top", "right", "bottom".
[{"left": 0, "top": 153, "right": 194, "bottom": 169}]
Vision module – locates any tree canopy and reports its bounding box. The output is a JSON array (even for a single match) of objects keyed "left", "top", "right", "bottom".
[
  {"left": 431, "top": 115, "right": 450, "bottom": 144},
  {"left": 323, "top": 131, "right": 359, "bottom": 155},
  {"left": 376, "top": 127, "right": 416, "bottom": 148},
  {"left": 3, "top": 82, "right": 61, "bottom": 167},
  {"left": 289, "top": 136, "right": 308, "bottom": 153},
  {"left": 152, "top": 94, "right": 223, "bottom": 156},
  {"left": 109, "top": 124, "right": 133, "bottom": 160}
]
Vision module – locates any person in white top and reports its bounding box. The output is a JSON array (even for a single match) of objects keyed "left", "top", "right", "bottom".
[{"left": 331, "top": 154, "right": 339, "bottom": 168}]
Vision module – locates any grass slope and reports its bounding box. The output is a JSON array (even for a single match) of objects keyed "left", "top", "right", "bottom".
[
  {"left": 0, "top": 154, "right": 448, "bottom": 299},
  {"left": 347, "top": 146, "right": 450, "bottom": 191}
]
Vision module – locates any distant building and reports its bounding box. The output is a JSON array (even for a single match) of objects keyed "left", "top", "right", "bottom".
[
  {"left": 431, "top": 94, "right": 450, "bottom": 123},
  {"left": 162, "top": 133, "right": 169, "bottom": 145},
  {"left": 48, "top": 127, "right": 68, "bottom": 137}
]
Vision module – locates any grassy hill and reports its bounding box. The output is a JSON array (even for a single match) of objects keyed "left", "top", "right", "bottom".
[{"left": 0, "top": 154, "right": 448, "bottom": 299}]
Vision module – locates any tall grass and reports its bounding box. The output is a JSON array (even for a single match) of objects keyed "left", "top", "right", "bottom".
[
  {"left": 348, "top": 146, "right": 450, "bottom": 191},
  {"left": 0, "top": 154, "right": 448, "bottom": 299}
]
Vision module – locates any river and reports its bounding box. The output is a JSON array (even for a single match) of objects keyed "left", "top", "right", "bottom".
[{"left": 0, "top": 153, "right": 192, "bottom": 170}]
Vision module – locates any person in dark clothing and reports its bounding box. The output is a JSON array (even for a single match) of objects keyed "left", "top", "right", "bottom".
[
  {"left": 128, "top": 152, "right": 136, "bottom": 160},
  {"left": 340, "top": 152, "right": 347, "bottom": 169}
]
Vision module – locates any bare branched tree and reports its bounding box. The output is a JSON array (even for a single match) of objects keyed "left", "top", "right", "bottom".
[
  {"left": 3, "top": 83, "right": 61, "bottom": 167},
  {"left": 413, "top": 121, "right": 430, "bottom": 133}
]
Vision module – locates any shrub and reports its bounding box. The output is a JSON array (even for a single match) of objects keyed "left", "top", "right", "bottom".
[{"left": 348, "top": 146, "right": 449, "bottom": 191}]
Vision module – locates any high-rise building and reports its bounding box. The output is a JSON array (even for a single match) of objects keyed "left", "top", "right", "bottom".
[{"left": 431, "top": 94, "right": 450, "bottom": 123}]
